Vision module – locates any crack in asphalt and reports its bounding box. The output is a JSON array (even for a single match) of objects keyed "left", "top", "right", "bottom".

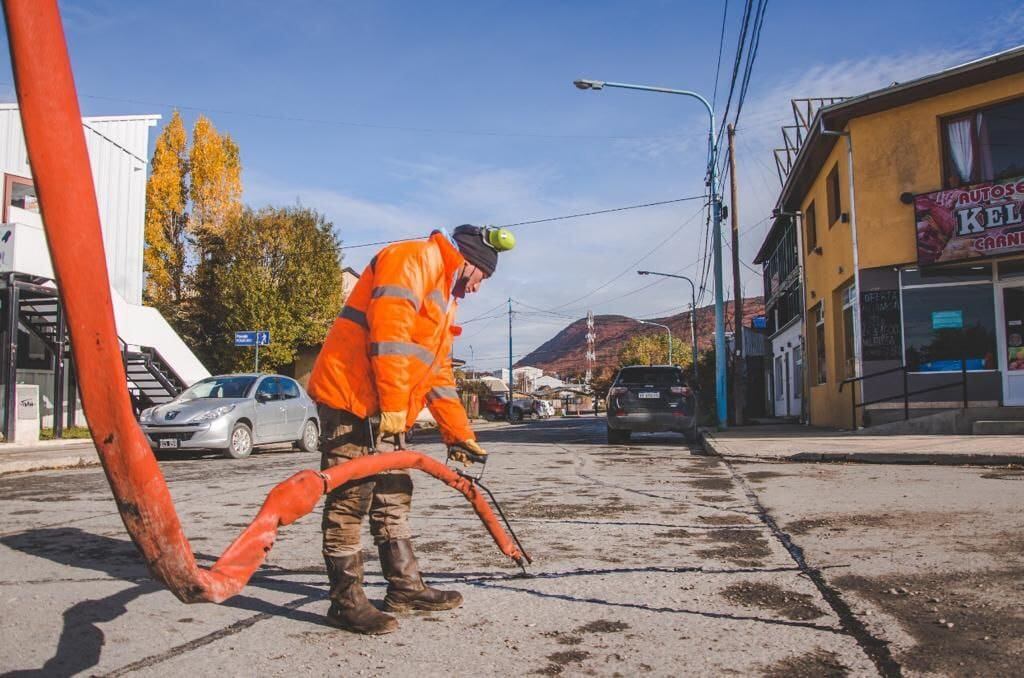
[
  {"left": 467, "top": 579, "right": 845, "bottom": 635},
  {"left": 718, "top": 453, "right": 903, "bottom": 678},
  {"left": 100, "top": 593, "right": 323, "bottom": 678}
]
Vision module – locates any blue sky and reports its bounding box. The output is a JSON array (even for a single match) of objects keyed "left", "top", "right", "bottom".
[{"left": 2, "top": 1, "right": 1022, "bottom": 371}]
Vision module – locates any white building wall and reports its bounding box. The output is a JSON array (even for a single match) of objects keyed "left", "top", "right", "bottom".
[{"left": 0, "top": 105, "right": 158, "bottom": 304}]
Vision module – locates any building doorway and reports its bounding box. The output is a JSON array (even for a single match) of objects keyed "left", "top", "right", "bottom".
[{"left": 998, "top": 282, "right": 1024, "bottom": 405}]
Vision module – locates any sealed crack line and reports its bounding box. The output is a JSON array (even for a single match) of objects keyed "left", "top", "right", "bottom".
[
  {"left": 468, "top": 580, "right": 845, "bottom": 635},
  {"left": 101, "top": 593, "right": 323, "bottom": 677},
  {"left": 719, "top": 457, "right": 903, "bottom": 678}
]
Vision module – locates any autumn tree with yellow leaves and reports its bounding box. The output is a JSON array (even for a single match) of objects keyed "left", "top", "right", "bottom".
[{"left": 144, "top": 114, "right": 343, "bottom": 373}]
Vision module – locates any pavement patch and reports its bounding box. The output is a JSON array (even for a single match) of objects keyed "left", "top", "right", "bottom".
[
  {"left": 533, "top": 649, "right": 591, "bottom": 675},
  {"left": 697, "top": 528, "right": 772, "bottom": 566},
  {"left": 834, "top": 568, "right": 1024, "bottom": 676},
  {"left": 699, "top": 515, "right": 752, "bottom": 526},
  {"left": 687, "top": 477, "right": 734, "bottom": 491},
  {"left": 720, "top": 581, "right": 826, "bottom": 621},
  {"left": 761, "top": 648, "right": 850, "bottom": 677}
]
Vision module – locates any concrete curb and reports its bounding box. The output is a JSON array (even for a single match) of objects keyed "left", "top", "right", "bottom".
[
  {"left": 0, "top": 453, "right": 100, "bottom": 476},
  {"left": 700, "top": 430, "right": 1024, "bottom": 466}
]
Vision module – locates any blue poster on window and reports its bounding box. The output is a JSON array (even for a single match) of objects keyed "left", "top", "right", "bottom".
[{"left": 931, "top": 310, "right": 963, "bottom": 330}]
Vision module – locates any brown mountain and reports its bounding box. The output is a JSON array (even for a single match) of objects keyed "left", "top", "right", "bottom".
[{"left": 515, "top": 297, "right": 765, "bottom": 378}]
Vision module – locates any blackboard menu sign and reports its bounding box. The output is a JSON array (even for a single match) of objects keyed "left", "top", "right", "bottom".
[{"left": 860, "top": 290, "right": 902, "bottom": 361}]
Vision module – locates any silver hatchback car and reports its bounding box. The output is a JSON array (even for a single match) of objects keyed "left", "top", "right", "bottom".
[{"left": 139, "top": 374, "right": 320, "bottom": 459}]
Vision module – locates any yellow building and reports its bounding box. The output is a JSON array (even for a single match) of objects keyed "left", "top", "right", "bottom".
[{"left": 767, "top": 46, "right": 1024, "bottom": 428}]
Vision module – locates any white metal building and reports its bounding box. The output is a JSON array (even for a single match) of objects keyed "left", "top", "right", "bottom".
[{"left": 0, "top": 105, "right": 208, "bottom": 440}]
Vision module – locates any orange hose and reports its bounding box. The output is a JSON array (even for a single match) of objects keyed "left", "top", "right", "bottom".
[{"left": 3, "top": 0, "right": 524, "bottom": 604}]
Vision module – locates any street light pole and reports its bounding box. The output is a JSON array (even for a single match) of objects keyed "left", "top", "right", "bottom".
[
  {"left": 637, "top": 270, "right": 699, "bottom": 387},
  {"left": 576, "top": 79, "right": 727, "bottom": 427},
  {"left": 638, "top": 320, "right": 672, "bottom": 365}
]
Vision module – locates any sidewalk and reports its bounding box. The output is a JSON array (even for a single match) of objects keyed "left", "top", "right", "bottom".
[
  {"left": 702, "top": 424, "right": 1024, "bottom": 465},
  {"left": 0, "top": 438, "right": 99, "bottom": 475}
]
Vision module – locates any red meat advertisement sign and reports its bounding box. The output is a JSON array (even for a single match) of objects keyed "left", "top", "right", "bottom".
[{"left": 915, "top": 177, "right": 1024, "bottom": 265}]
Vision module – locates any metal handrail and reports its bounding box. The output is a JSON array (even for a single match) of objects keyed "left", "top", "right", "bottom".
[{"left": 837, "top": 350, "right": 969, "bottom": 427}]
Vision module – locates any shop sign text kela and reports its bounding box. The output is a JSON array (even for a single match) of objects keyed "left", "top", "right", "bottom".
[{"left": 915, "top": 176, "right": 1024, "bottom": 265}]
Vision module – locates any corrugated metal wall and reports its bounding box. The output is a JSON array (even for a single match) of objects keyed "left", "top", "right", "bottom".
[{"left": 0, "top": 105, "right": 159, "bottom": 304}]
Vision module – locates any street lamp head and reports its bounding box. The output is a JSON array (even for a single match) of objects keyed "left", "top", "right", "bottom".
[
  {"left": 573, "top": 79, "right": 604, "bottom": 91},
  {"left": 637, "top": 270, "right": 650, "bottom": 276}
]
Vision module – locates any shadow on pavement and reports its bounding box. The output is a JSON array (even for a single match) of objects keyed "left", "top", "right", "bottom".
[{"left": 0, "top": 528, "right": 331, "bottom": 677}]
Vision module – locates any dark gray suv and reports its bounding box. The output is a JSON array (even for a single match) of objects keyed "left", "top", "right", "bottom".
[{"left": 606, "top": 365, "right": 697, "bottom": 444}]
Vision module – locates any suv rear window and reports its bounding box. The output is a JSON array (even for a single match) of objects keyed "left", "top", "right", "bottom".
[{"left": 615, "top": 367, "right": 683, "bottom": 386}]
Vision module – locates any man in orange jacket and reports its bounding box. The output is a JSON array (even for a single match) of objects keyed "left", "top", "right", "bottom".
[{"left": 307, "top": 224, "right": 514, "bottom": 635}]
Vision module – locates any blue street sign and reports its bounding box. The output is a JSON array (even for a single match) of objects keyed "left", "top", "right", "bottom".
[
  {"left": 235, "top": 331, "right": 271, "bottom": 347},
  {"left": 235, "top": 331, "right": 257, "bottom": 346}
]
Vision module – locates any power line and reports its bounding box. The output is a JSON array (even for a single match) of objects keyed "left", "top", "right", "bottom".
[
  {"left": 711, "top": 0, "right": 731, "bottom": 111},
  {"left": 542, "top": 202, "right": 708, "bottom": 312},
  {"left": 733, "top": 0, "right": 769, "bottom": 127},
  {"left": 344, "top": 195, "right": 707, "bottom": 250},
  {"left": 6, "top": 83, "right": 704, "bottom": 142}
]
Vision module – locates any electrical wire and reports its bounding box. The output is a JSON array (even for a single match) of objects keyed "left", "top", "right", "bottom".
[
  {"left": 711, "top": 0, "right": 731, "bottom": 111},
  {"left": 344, "top": 195, "right": 706, "bottom": 250},
  {"left": 14, "top": 84, "right": 707, "bottom": 142},
  {"left": 541, "top": 201, "right": 708, "bottom": 312}
]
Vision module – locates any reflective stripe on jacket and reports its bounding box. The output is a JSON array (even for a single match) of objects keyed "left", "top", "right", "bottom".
[{"left": 308, "top": 231, "right": 474, "bottom": 444}]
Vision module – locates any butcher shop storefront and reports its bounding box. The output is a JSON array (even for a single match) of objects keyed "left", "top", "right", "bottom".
[{"left": 913, "top": 171, "right": 1024, "bottom": 406}]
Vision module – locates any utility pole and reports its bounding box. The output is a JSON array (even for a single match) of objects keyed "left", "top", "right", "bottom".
[
  {"left": 586, "top": 310, "right": 596, "bottom": 385},
  {"left": 727, "top": 123, "right": 746, "bottom": 426},
  {"left": 507, "top": 298, "right": 513, "bottom": 410}
]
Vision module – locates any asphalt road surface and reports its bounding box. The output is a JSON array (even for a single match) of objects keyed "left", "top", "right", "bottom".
[{"left": 0, "top": 416, "right": 1020, "bottom": 676}]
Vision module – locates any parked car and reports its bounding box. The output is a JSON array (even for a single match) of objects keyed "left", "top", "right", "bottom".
[
  {"left": 605, "top": 365, "right": 697, "bottom": 444},
  {"left": 139, "top": 374, "right": 320, "bottom": 459},
  {"left": 480, "top": 394, "right": 509, "bottom": 421},
  {"left": 532, "top": 399, "right": 555, "bottom": 418},
  {"left": 480, "top": 394, "right": 540, "bottom": 423}
]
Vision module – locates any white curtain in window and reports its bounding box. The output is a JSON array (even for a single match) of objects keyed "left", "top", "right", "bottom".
[
  {"left": 975, "top": 112, "right": 994, "bottom": 183},
  {"left": 947, "top": 117, "right": 974, "bottom": 184}
]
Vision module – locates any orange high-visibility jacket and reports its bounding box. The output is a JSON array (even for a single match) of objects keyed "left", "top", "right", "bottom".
[{"left": 308, "top": 231, "right": 474, "bottom": 444}]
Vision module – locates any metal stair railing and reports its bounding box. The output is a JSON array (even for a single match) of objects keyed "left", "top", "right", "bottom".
[{"left": 839, "top": 347, "right": 969, "bottom": 428}]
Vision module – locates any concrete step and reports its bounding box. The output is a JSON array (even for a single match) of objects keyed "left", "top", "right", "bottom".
[{"left": 972, "top": 420, "right": 1024, "bottom": 435}]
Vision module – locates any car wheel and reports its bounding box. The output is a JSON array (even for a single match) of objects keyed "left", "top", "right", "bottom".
[
  {"left": 225, "top": 422, "right": 254, "bottom": 459},
  {"left": 297, "top": 419, "right": 319, "bottom": 453},
  {"left": 607, "top": 426, "right": 630, "bottom": 444}
]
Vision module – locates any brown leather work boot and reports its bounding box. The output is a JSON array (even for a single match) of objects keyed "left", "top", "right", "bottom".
[
  {"left": 325, "top": 553, "right": 398, "bottom": 635},
  {"left": 378, "top": 539, "right": 463, "bottom": 612}
]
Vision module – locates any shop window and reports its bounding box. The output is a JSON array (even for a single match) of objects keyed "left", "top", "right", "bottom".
[
  {"left": 841, "top": 284, "right": 856, "bottom": 379},
  {"left": 900, "top": 275, "right": 997, "bottom": 372},
  {"left": 805, "top": 201, "right": 818, "bottom": 253},
  {"left": 826, "top": 164, "right": 842, "bottom": 226},
  {"left": 942, "top": 95, "right": 1024, "bottom": 188},
  {"left": 3, "top": 175, "right": 38, "bottom": 222},
  {"left": 812, "top": 303, "right": 827, "bottom": 384}
]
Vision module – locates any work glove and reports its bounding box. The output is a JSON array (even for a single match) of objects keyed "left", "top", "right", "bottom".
[
  {"left": 379, "top": 410, "right": 408, "bottom": 436},
  {"left": 447, "top": 439, "right": 488, "bottom": 467}
]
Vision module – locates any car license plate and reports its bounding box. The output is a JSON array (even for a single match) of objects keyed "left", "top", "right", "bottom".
[
  {"left": 638, "top": 391, "right": 660, "bottom": 399},
  {"left": 159, "top": 438, "right": 179, "bottom": 449}
]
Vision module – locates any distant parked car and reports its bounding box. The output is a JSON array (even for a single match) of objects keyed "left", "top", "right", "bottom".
[
  {"left": 532, "top": 399, "right": 555, "bottom": 418},
  {"left": 139, "top": 374, "right": 320, "bottom": 459},
  {"left": 479, "top": 394, "right": 541, "bottom": 423},
  {"left": 606, "top": 365, "right": 697, "bottom": 444}
]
